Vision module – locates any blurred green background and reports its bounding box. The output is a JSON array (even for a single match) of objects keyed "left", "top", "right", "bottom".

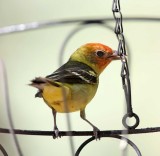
[{"left": 0, "top": 0, "right": 160, "bottom": 155}]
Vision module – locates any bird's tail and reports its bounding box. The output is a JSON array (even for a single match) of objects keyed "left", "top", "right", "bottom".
[
  {"left": 29, "top": 77, "right": 48, "bottom": 98},
  {"left": 29, "top": 77, "right": 61, "bottom": 98},
  {"left": 29, "top": 77, "right": 47, "bottom": 90}
]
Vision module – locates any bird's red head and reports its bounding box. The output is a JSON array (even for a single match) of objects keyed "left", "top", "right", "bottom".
[{"left": 70, "top": 43, "right": 120, "bottom": 74}]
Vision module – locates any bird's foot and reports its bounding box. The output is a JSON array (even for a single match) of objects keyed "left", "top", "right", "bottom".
[
  {"left": 52, "top": 127, "right": 61, "bottom": 139},
  {"left": 93, "top": 126, "right": 100, "bottom": 140}
]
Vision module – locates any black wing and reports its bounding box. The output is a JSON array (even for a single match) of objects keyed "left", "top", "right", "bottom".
[{"left": 46, "top": 61, "right": 97, "bottom": 84}]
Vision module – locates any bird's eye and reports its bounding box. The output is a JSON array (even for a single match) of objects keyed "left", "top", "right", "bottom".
[{"left": 96, "top": 50, "right": 105, "bottom": 57}]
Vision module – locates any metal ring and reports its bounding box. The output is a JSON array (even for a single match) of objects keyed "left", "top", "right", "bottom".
[
  {"left": 75, "top": 135, "right": 142, "bottom": 156},
  {"left": 122, "top": 113, "right": 140, "bottom": 129}
]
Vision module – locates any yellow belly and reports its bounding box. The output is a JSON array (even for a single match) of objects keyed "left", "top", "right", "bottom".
[{"left": 42, "top": 83, "right": 97, "bottom": 113}]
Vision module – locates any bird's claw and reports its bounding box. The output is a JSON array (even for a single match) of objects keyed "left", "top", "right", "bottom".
[
  {"left": 53, "top": 127, "right": 61, "bottom": 139},
  {"left": 93, "top": 126, "right": 100, "bottom": 140}
]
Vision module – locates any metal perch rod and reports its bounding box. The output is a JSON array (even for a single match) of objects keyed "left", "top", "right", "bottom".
[
  {"left": 0, "top": 127, "right": 160, "bottom": 136},
  {"left": 0, "top": 17, "right": 160, "bottom": 35}
]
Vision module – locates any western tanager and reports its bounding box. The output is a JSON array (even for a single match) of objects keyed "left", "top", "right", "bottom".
[{"left": 30, "top": 43, "right": 120, "bottom": 138}]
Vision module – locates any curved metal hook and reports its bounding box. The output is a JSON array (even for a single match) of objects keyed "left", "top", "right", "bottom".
[
  {"left": 58, "top": 22, "right": 132, "bottom": 155},
  {"left": 120, "top": 57, "right": 140, "bottom": 129},
  {"left": 75, "top": 135, "right": 142, "bottom": 156},
  {"left": 58, "top": 22, "right": 117, "bottom": 156}
]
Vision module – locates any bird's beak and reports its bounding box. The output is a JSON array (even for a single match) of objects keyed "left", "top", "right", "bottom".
[{"left": 108, "top": 50, "right": 121, "bottom": 60}]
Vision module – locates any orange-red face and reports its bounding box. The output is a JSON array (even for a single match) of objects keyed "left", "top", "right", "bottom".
[{"left": 71, "top": 43, "right": 120, "bottom": 74}]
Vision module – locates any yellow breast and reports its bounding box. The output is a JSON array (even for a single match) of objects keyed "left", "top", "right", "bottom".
[{"left": 42, "top": 83, "right": 98, "bottom": 113}]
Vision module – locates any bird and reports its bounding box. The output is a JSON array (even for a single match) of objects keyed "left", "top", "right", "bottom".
[{"left": 29, "top": 43, "right": 120, "bottom": 139}]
